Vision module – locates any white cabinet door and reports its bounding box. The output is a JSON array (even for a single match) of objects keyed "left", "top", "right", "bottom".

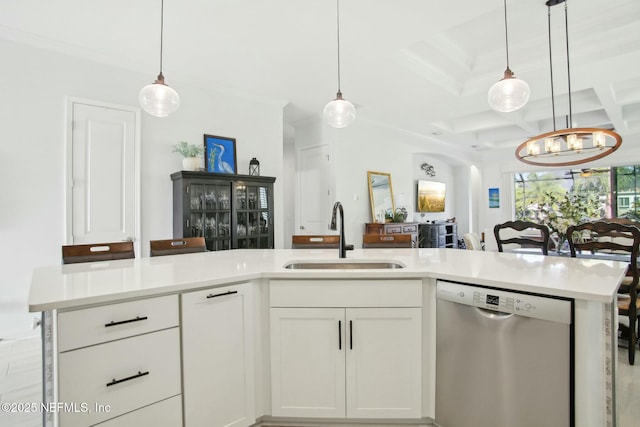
[
  {"left": 346, "top": 308, "right": 422, "bottom": 418},
  {"left": 182, "top": 283, "right": 255, "bottom": 427},
  {"left": 270, "top": 308, "right": 346, "bottom": 418},
  {"left": 270, "top": 307, "right": 422, "bottom": 419}
]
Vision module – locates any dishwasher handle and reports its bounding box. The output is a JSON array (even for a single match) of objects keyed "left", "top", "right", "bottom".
[{"left": 476, "top": 307, "right": 514, "bottom": 319}]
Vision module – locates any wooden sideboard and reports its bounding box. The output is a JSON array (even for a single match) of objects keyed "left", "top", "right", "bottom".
[{"left": 364, "top": 222, "right": 419, "bottom": 247}]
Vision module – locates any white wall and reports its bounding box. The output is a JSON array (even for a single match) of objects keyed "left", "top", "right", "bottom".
[
  {"left": 411, "top": 154, "right": 456, "bottom": 224},
  {"left": 0, "top": 40, "right": 284, "bottom": 337},
  {"left": 292, "top": 117, "right": 478, "bottom": 248},
  {"left": 282, "top": 124, "right": 296, "bottom": 248}
]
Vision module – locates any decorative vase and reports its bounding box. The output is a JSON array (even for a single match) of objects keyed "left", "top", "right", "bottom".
[
  {"left": 556, "top": 235, "right": 567, "bottom": 254},
  {"left": 182, "top": 157, "right": 200, "bottom": 171}
]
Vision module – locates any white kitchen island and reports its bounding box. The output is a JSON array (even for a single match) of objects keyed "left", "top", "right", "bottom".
[{"left": 29, "top": 248, "right": 627, "bottom": 427}]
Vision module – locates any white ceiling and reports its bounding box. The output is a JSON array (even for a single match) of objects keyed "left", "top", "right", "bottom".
[{"left": 2, "top": 0, "right": 640, "bottom": 154}]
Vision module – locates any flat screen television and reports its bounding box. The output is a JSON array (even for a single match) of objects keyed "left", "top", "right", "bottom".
[{"left": 417, "top": 180, "right": 445, "bottom": 212}]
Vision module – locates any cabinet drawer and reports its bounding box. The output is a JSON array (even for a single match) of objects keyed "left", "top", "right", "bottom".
[
  {"left": 385, "top": 225, "right": 403, "bottom": 234},
  {"left": 58, "top": 295, "right": 178, "bottom": 351},
  {"left": 270, "top": 280, "right": 422, "bottom": 308},
  {"left": 93, "top": 395, "right": 182, "bottom": 427},
  {"left": 402, "top": 224, "right": 418, "bottom": 233},
  {"left": 58, "top": 327, "right": 181, "bottom": 427}
]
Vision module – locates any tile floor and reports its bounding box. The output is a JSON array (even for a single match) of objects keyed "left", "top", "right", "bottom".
[
  {"left": 1, "top": 333, "right": 639, "bottom": 427},
  {"left": 0, "top": 335, "right": 42, "bottom": 427}
]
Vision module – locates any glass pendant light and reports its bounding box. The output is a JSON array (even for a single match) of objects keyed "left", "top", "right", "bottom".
[
  {"left": 488, "top": 0, "right": 530, "bottom": 113},
  {"left": 139, "top": 0, "right": 180, "bottom": 117},
  {"left": 323, "top": 0, "right": 356, "bottom": 128}
]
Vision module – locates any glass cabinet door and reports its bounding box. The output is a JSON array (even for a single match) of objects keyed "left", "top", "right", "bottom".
[
  {"left": 188, "top": 184, "right": 205, "bottom": 237},
  {"left": 186, "top": 182, "right": 232, "bottom": 251},
  {"left": 234, "top": 183, "right": 272, "bottom": 249}
]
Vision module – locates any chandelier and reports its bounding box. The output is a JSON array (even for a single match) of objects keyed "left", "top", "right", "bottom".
[{"left": 515, "top": 0, "right": 622, "bottom": 167}]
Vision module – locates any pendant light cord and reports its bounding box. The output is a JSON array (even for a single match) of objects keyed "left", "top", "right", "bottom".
[
  {"left": 547, "top": 5, "right": 556, "bottom": 131},
  {"left": 502, "top": 0, "right": 511, "bottom": 68},
  {"left": 564, "top": 0, "right": 572, "bottom": 127},
  {"left": 159, "top": 0, "right": 165, "bottom": 75},
  {"left": 336, "top": 0, "right": 342, "bottom": 92}
]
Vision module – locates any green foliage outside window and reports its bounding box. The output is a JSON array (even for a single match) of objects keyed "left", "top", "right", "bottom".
[
  {"left": 537, "top": 191, "right": 601, "bottom": 238},
  {"left": 515, "top": 167, "right": 640, "bottom": 228}
]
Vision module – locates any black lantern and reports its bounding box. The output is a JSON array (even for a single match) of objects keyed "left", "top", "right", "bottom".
[{"left": 249, "top": 157, "right": 260, "bottom": 176}]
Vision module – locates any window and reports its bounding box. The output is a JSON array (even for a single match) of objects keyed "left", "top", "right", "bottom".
[
  {"left": 613, "top": 166, "right": 640, "bottom": 217},
  {"left": 514, "top": 166, "right": 640, "bottom": 222},
  {"left": 619, "top": 197, "right": 630, "bottom": 208}
]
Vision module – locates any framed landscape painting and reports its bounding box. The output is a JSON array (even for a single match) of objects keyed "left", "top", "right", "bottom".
[
  {"left": 489, "top": 188, "right": 500, "bottom": 208},
  {"left": 417, "top": 180, "right": 445, "bottom": 212},
  {"left": 204, "top": 134, "right": 237, "bottom": 174}
]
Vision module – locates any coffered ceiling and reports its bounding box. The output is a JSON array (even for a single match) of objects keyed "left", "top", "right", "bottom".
[{"left": 2, "top": 0, "right": 640, "bottom": 154}]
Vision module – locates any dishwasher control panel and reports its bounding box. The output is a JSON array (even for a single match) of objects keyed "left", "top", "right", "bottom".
[{"left": 436, "top": 280, "right": 572, "bottom": 324}]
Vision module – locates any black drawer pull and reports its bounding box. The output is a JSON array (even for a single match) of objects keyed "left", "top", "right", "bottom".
[
  {"left": 104, "top": 316, "right": 148, "bottom": 328},
  {"left": 338, "top": 320, "right": 342, "bottom": 350},
  {"left": 206, "top": 290, "right": 238, "bottom": 299},
  {"left": 106, "top": 370, "right": 149, "bottom": 387},
  {"left": 349, "top": 320, "right": 353, "bottom": 349}
]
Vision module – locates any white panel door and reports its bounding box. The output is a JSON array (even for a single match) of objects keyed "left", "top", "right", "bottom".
[
  {"left": 182, "top": 283, "right": 255, "bottom": 427},
  {"left": 270, "top": 308, "right": 346, "bottom": 418},
  {"left": 298, "top": 145, "right": 331, "bottom": 234},
  {"left": 346, "top": 308, "right": 422, "bottom": 418},
  {"left": 68, "top": 100, "right": 139, "bottom": 246}
]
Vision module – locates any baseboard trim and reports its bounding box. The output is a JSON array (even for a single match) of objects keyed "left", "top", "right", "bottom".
[{"left": 252, "top": 416, "right": 435, "bottom": 427}]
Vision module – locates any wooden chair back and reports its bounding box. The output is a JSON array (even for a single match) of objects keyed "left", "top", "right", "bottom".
[
  {"left": 566, "top": 221, "right": 640, "bottom": 364},
  {"left": 149, "top": 237, "right": 207, "bottom": 257},
  {"left": 362, "top": 233, "right": 412, "bottom": 248},
  {"left": 567, "top": 221, "right": 640, "bottom": 258},
  {"left": 291, "top": 235, "right": 340, "bottom": 249},
  {"left": 493, "top": 220, "right": 550, "bottom": 255},
  {"left": 62, "top": 241, "right": 135, "bottom": 264}
]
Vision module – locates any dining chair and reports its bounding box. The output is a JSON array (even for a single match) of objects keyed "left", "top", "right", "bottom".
[
  {"left": 567, "top": 221, "right": 640, "bottom": 365},
  {"left": 291, "top": 235, "right": 340, "bottom": 249},
  {"left": 61, "top": 241, "right": 135, "bottom": 264},
  {"left": 362, "top": 233, "right": 412, "bottom": 248},
  {"left": 493, "top": 220, "right": 550, "bottom": 255},
  {"left": 462, "top": 232, "right": 483, "bottom": 251},
  {"left": 149, "top": 237, "right": 207, "bottom": 257}
]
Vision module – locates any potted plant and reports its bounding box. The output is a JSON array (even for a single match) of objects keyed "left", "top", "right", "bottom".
[{"left": 173, "top": 141, "right": 204, "bottom": 171}]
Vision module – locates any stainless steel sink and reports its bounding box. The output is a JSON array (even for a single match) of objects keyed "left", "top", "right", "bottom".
[{"left": 283, "top": 260, "right": 405, "bottom": 269}]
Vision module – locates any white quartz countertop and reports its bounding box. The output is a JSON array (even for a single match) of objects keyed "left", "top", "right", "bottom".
[{"left": 28, "top": 248, "right": 628, "bottom": 311}]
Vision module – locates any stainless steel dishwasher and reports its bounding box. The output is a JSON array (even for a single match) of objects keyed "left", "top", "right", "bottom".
[{"left": 435, "top": 280, "right": 573, "bottom": 427}]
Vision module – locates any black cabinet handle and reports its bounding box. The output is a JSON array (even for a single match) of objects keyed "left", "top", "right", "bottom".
[
  {"left": 104, "top": 316, "right": 148, "bottom": 328},
  {"left": 349, "top": 320, "right": 353, "bottom": 350},
  {"left": 106, "top": 370, "right": 149, "bottom": 387},
  {"left": 206, "top": 290, "right": 238, "bottom": 299},
  {"left": 338, "top": 320, "right": 342, "bottom": 350}
]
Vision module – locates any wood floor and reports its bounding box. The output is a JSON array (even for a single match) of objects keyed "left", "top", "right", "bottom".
[{"left": 1, "top": 333, "right": 639, "bottom": 427}]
